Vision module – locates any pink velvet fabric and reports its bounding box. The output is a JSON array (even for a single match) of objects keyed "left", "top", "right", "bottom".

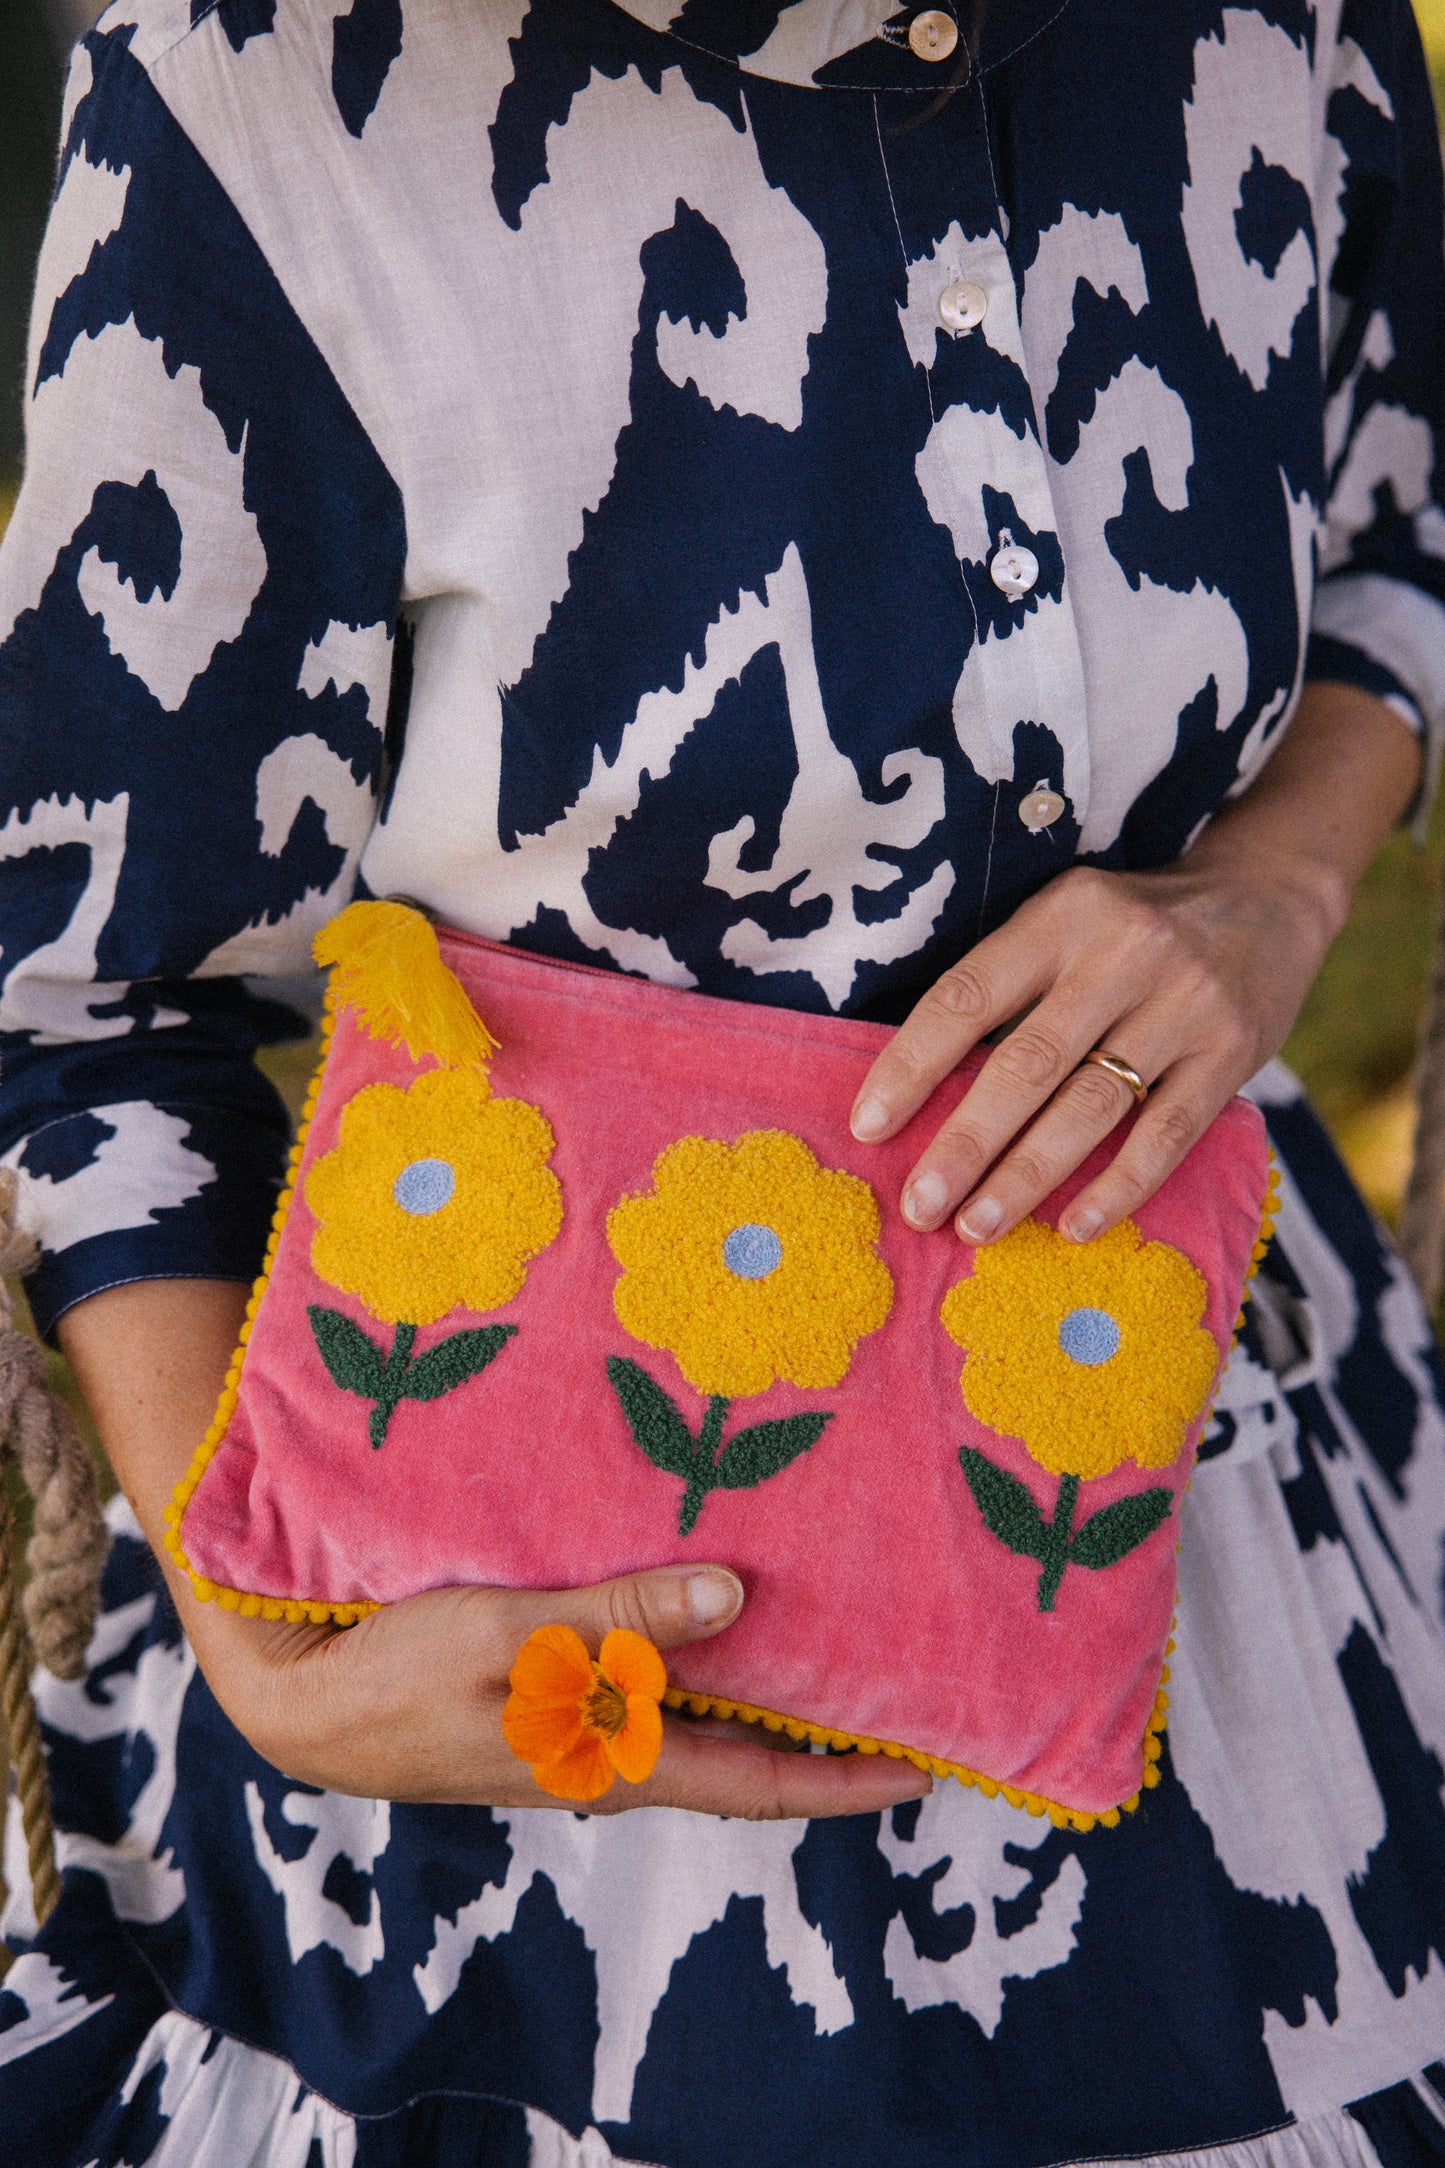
[{"left": 181, "top": 932, "right": 1270, "bottom": 1815}]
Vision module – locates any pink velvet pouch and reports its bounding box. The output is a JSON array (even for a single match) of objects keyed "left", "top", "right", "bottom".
[{"left": 169, "top": 904, "right": 1275, "bottom": 1827}]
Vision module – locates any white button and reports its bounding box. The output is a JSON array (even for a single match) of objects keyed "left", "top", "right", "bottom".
[
  {"left": 990, "top": 542, "right": 1039, "bottom": 599},
  {"left": 938, "top": 280, "right": 987, "bottom": 335},
  {"left": 908, "top": 9, "right": 959, "bottom": 60},
  {"left": 1019, "top": 781, "right": 1066, "bottom": 832}
]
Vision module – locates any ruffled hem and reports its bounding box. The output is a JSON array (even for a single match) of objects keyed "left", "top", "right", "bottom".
[
  {"left": 2, "top": 1979, "right": 1441, "bottom": 2168},
  {"left": 1065, "top": 2075, "right": 1445, "bottom": 2168},
  {"left": 0, "top": 1987, "right": 660, "bottom": 2167}
]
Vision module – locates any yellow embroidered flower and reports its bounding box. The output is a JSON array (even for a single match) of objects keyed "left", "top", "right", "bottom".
[
  {"left": 607, "top": 1129, "right": 893, "bottom": 1399},
  {"left": 940, "top": 1216, "right": 1218, "bottom": 1481},
  {"left": 305, "top": 1065, "right": 562, "bottom": 1325}
]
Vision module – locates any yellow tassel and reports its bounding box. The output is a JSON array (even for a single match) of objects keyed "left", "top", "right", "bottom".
[{"left": 313, "top": 900, "right": 498, "bottom": 1072}]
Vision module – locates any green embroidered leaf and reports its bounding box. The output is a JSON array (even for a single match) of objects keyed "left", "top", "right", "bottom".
[
  {"left": 403, "top": 1324, "right": 516, "bottom": 1402},
  {"left": 958, "top": 1446, "right": 1048, "bottom": 1561},
  {"left": 607, "top": 1357, "right": 697, "bottom": 1477},
  {"left": 308, "top": 1305, "right": 386, "bottom": 1400},
  {"left": 1069, "top": 1486, "right": 1173, "bottom": 1570},
  {"left": 715, "top": 1412, "right": 831, "bottom": 1490}
]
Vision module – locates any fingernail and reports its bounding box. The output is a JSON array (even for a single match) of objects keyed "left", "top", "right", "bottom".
[
  {"left": 851, "top": 1096, "right": 890, "bottom": 1141},
  {"left": 1064, "top": 1206, "right": 1102, "bottom": 1242},
  {"left": 685, "top": 1569, "right": 744, "bottom": 1629},
  {"left": 904, "top": 1173, "right": 949, "bottom": 1227},
  {"left": 958, "top": 1197, "right": 1002, "bottom": 1242}
]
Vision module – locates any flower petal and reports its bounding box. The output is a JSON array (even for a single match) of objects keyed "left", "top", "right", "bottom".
[
  {"left": 529, "top": 1733, "right": 616, "bottom": 1801},
  {"left": 508, "top": 1622, "right": 592, "bottom": 1699},
  {"left": 608, "top": 1694, "right": 664, "bottom": 1785},
  {"left": 502, "top": 1698, "right": 587, "bottom": 1764},
  {"left": 599, "top": 1628, "right": 667, "bottom": 1702}
]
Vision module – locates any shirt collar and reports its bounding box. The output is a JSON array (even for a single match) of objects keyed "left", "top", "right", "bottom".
[{"left": 607, "top": 0, "right": 967, "bottom": 89}]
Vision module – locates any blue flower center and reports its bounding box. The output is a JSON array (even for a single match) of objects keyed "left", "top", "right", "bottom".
[
  {"left": 723, "top": 1223, "right": 782, "bottom": 1279},
  {"left": 393, "top": 1157, "right": 456, "bottom": 1216},
  {"left": 1057, "top": 1306, "right": 1120, "bottom": 1366}
]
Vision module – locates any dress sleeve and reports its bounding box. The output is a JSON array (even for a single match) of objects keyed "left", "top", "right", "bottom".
[
  {"left": 0, "top": 17, "right": 406, "bottom": 1337},
  {"left": 1307, "top": 0, "right": 1445, "bottom": 806}
]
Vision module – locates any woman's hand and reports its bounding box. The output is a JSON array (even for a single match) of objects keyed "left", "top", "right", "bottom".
[
  {"left": 850, "top": 683, "right": 1422, "bottom": 1244},
  {"left": 180, "top": 1555, "right": 933, "bottom": 1816},
  {"left": 849, "top": 855, "right": 1324, "bottom": 1244},
  {"left": 60, "top": 1279, "right": 930, "bottom": 1818}
]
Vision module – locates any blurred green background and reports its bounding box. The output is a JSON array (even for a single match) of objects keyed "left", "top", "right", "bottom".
[
  {"left": 1, "top": 0, "right": 1444, "bottom": 1449},
  {"left": 1288, "top": 804, "right": 1442, "bottom": 1221},
  {"left": 1269, "top": 0, "right": 1445, "bottom": 1222}
]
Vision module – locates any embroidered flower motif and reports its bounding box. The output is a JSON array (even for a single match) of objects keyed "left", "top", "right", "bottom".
[
  {"left": 308, "top": 1065, "right": 561, "bottom": 1325},
  {"left": 940, "top": 1217, "right": 1219, "bottom": 1610},
  {"left": 608, "top": 1130, "right": 892, "bottom": 1398},
  {"left": 941, "top": 1215, "right": 1216, "bottom": 1479},
  {"left": 502, "top": 1624, "right": 666, "bottom": 1801},
  {"left": 604, "top": 1130, "right": 893, "bottom": 1532},
  {"left": 303, "top": 1065, "right": 562, "bottom": 1446}
]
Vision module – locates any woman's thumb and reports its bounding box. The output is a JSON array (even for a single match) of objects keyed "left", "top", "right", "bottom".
[{"left": 511, "top": 1563, "right": 744, "bottom": 1654}]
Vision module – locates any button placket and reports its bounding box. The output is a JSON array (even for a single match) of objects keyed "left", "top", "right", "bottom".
[{"left": 903, "top": 218, "right": 1093, "bottom": 833}]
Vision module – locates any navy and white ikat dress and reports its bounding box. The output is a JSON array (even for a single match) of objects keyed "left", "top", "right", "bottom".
[{"left": 2, "top": 0, "right": 1445, "bottom": 2159}]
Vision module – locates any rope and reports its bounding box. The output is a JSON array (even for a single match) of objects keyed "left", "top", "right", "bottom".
[
  {"left": 1401, "top": 869, "right": 1445, "bottom": 1312},
  {"left": 0, "top": 1168, "right": 110, "bottom": 1946},
  {"left": 0, "top": 1475, "right": 60, "bottom": 1931}
]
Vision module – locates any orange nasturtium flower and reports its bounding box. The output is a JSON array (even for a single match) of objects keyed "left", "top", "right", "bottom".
[{"left": 502, "top": 1624, "right": 667, "bottom": 1801}]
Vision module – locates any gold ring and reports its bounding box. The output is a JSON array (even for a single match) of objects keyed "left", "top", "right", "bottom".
[{"left": 1082, "top": 1049, "right": 1149, "bottom": 1106}]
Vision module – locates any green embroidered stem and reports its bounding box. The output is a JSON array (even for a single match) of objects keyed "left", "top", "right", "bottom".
[
  {"left": 1037, "top": 1472, "right": 1079, "bottom": 1613},
  {"left": 958, "top": 1444, "right": 1175, "bottom": 1610},
  {"left": 310, "top": 1306, "right": 516, "bottom": 1448},
  {"left": 369, "top": 1321, "right": 418, "bottom": 1450},
  {"left": 679, "top": 1397, "right": 729, "bottom": 1536},
  {"left": 607, "top": 1358, "right": 829, "bottom": 1533}
]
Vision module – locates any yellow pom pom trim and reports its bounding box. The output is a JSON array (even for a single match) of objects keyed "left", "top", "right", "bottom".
[
  {"left": 1231, "top": 1150, "right": 1280, "bottom": 1352},
  {"left": 312, "top": 899, "right": 498, "bottom": 1073},
  {"left": 659, "top": 1685, "right": 1170, "bottom": 1831},
  {"left": 163, "top": 993, "right": 381, "bottom": 1626}
]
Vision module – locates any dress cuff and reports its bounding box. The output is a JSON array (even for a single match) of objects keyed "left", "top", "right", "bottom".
[
  {"left": 1307, "top": 571, "right": 1445, "bottom": 835},
  {"left": 2, "top": 1102, "right": 287, "bottom": 1341}
]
